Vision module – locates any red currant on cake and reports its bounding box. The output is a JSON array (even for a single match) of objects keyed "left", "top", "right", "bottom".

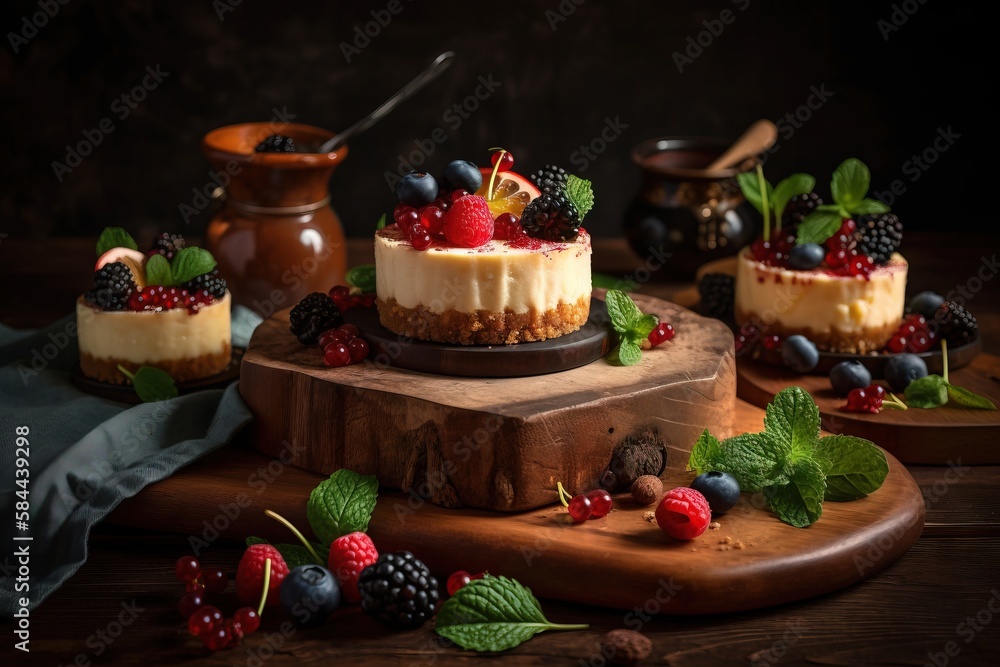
[{"left": 490, "top": 148, "right": 514, "bottom": 172}]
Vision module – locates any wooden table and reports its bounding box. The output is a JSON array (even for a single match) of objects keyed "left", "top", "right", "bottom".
[{"left": 3, "top": 233, "right": 999, "bottom": 666}]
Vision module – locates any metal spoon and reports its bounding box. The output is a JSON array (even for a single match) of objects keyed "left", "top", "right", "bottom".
[{"left": 316, "top": 51, "right": 456, "bottom": 154}]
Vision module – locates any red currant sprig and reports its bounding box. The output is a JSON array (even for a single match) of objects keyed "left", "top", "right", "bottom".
[
  {"left": 317, "top": 323, "right": 370, "bottom": 368},
  {"left": 556, "top": 482, "right": 613, "bottom": 522},
  {"left": 175, "top": 553, "right": 262, "bottom": 652}
]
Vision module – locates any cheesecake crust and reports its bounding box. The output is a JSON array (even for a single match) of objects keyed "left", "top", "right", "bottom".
[
  {"left": 734, "top": 306, "right": 899, "bottom": 354},
  {"left": 79, "top": 344, "right": 233, "bottom": 384},
  {"left": 377, "top": 296, "right": 591, "bottom": 345}
]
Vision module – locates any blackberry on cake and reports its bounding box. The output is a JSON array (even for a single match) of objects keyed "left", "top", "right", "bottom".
[
  {"left": 289, "top": 292, "right": 343, "bottom": 345},
  {"left": 529, "top": 164, "right": 569, "bottom": 194},
  {"left": 854, "top": 213, "right": 903, "bottom": 266},
  {"left": 185, "top": 269, "right": 228, "bottom": 299},
  {"left": 781, "top": 192, "right": 823, "bottom": 226},
  {"left": 519, "top": 192, "right": 581, "bottom": 242},
  {"left": 90, "top": 261, "right": 135, "bottom": 310},
  {"left": 149, "top": 233, "right": 186, "bottom": 261}
]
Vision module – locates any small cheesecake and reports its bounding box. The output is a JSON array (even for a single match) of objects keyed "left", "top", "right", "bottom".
[
  {"left": 77, "top": 292, "right": 232, "bottom": 383},
  {"left": 374, "top": 226, "right": 592, "bottom": 345},
  {"left": 734, "top": 247, "right": 907, "bottom": 353}
]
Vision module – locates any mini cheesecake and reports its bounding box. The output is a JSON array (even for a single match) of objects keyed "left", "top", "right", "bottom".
[
  {"left": 375, "top": 226, "right": 592, "bottom": 345},
  {"left": 734, "top": 247, "right": 907, "bottom": 353}
]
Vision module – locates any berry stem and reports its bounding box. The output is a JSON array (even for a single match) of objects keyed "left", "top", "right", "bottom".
[
  {"left": 257, "top": 557, "right": 271, "bottom": 617},
  {"left": 263, "top": 509, "right": 324, "bottom": 565},
  {"left": 486, "top": 148, "right": 507, "bottom": 202},
  {"left": 941, "top": 339, "right": 949, "bottom": 384},
  {"left": 884, "top": 392, "right": 909, "bottom": 410},
  {"left": 117, "top": 364, "right": 136, "bottom": 381},
  {"left": 755, "top": 163, "right": 771, "bottom": 242},
  {"left": 556, "top": 481, "right": 572, "bottom": 508}
]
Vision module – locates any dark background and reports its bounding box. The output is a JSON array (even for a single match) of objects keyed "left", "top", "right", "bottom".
[{"left": 1, "top": 0, "right": 988, "bottom": 241}]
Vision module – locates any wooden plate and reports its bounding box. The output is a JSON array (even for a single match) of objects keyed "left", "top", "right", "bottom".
[{"left": 340, "top": 298, "right": 612, "bottom": 378}]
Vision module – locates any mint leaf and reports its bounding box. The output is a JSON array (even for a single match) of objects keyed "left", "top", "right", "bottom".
[
  {"left": 96, "top": 227, "right": 138, "bottom": 256},
  {"left": 946, "top": 384, "right": 997, "bottom": 410},
  {"left": 171, "top": 247, "right": 217, "bottom": 285},
  {"left": 737, "top": 170, "right": 774, "bottom": 216},
  {"left": 852, "top": 198, "right": 891, "bottom": 215},
  {"left": 306, "top": 470, "right": 378, "bottom": 545},
  {"left": 592, "top": 273, "right": 638, "bottom": 291},
  {"left": 605, "top": 290, "right": 641, "bottom": 334},
  {"left": 346, "top": 264, "right": 376, "bottom": 294},
  {"left": 688, "top": 429, "right": 724, "bottom": 473},
  {"left": 814, "top": 434, "right": 888, "bottom": 501},
  {"left": 831, "top": 158, "right": 870, "bottom": 213},
  {"left": 435, "top": 575, "right": 587, "bottom": 652},
  {"left": 565, "top": 175, "right": 594, "bottom": 220},
  {"left": 376, "top": 213, "right": 387, "bottom": 230},
  {"left": 796, "top": 210, "right": 844, "bottom": 245},
  {"left": 614, "top": 341, "right": 642, "bottom": 366},
  {"left": 764, "top": 457, "right": 826, "bottom": 527},
  {"left": 772, "top": 173, "right": 815, "bottom": 223},
  {"left": 630, "top": 314, "right": 658, "bottom": 340},
  {"left": 118, "top": 365, "right": 178, "bottom": 402},
  {"left": 904, "top": 374, "right": 949, "bottom": 409},
  {"left": 763, "top": 386, "right": 820, "bottom": 464},
  {"left": 145, "top": 254, "right": 173, "bottom": 286},
  {"left": 245, "top": 537, "right": 328, "bottom": 567},
  {"left": 715, "top": 432, "right": 788, "bottom": 492}
]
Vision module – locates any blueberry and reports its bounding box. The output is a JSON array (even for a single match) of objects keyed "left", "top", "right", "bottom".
[
  {"left": 441, "top": 160, "right": 482, "bottom": 193},
  {"left": 829, "top": 360, "right": 872, "bottom": 397},
  {"left": 884, "top": 353, "right": 928, "bottom": 392},
  {"left": 787, "top": 243, "right": 825, "bottom": 270},
  {"left": 280, "top": 565, "right": 342, "bottom": 627},
  {"left": 781, "top": 334, "right": 819, "bottom": 372},
  {"left": 909, "top": 291, "right": 945, "bottom": 318},
  {"left": 395, "top": 171, "right": 439, "bottom": 207},
  {"left": 690, "top": 471, "right": 741, "bottom": 515}
]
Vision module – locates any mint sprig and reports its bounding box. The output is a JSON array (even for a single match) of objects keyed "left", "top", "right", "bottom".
[
  {"left": 434, "top": 575, "right": 587, "bottom": 652},
  {"left": 796, "top": 158, "right": 890, "bottom": 245},
  {"left": 376, "top": 213, "right": 387, "bottom": 231},
  {"left": 604, "top": 289, "right": 658, "bottom": 366},
  {"left": 143, "top": 246, "right": 218, "bottom": 287},
  {"left": 117, "top": 364, "right": 178, "bottom": 402},
  {"left": 306, "top": 469, "right": 379, "bottom": 545},
  {"left": 96, "top": 227, "right": 138, "bottom": 256},
  {"left": 688, "top": 386, "right": 889, "bottom": 527},
  {"left": 903, "top": 340, "right": 996, "bottom": 410},
  {"left": 565, "top": 175, "right": 594, "bottom": 220},
  {"left": 737, "top": 167, "right": 815, "bottom": 242},
  {"left": 346, "top": 264, "right": 376, "bottom": 294}
]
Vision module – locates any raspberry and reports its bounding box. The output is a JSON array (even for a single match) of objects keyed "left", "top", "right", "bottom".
[
  {"left": 235, "top": 544, "right": 289, "bottom": 608},
  {"left": 655, "top": 487, "right": 711, "bottom": 540},
  {"left": 443, "top": 195, "right": 494, "bottom": 248},
  {"left": 327, "top": 531, "right": 379, "bottom": 603}
]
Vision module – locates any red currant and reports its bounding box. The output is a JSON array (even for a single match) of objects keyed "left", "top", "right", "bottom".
[
  {"left": 585, "top": 489, "right": 612, "bottom": 519},
  {"left": 178, "top": 591, "right": 205, "bottom": 618},
  {"left": 419, "top": 206, "right": 445, "bottom": 235},
  {"left": 339, "top": 323, "right": 360, "bottom": 339},
  {"left": 187, "top": 606, "right": 223, "bottom": 637},
  {"left": 762, "top": 334, "right": 783, "bottom": 351},
  {"left": 348, "top": 337, "right": 369, "bottom": 363},
  {"left": 393, "top": 203, "right": 415, "bottom": 224},
  {"left": 233, "top": 607, "right": 260, "bottom": 635},
  {"left": 410, "top": 230, "right": 433, "bottom": 250},
  {"left": 447, "top": 570, "right": 473, "bottom": 596},
  {"left": 750, "top": 240, "right": 772, "bottom": 262},
  {"left": 491, "top": 150, "right": 514, "bottom": 172},
  {"left": 847, "top": 254, "right": 874, "bottom": 277},
  {"left": 432, "top": 196, "right": 450, "bottom": 212},
  {"left": 844, "top": 384, "right": 885, "bottom": 413},
  {"left": 567, "top": 494, "right": 592, "bottom": 522},
  {"left": 826, "top": 219, "right": 856, "bottom": 250},
  {"left": 225, "top": 618, "right": 244, "bottom": 643},
  {"left": 825, "top": 248, "right": 849, "bottom": 270},
  {"left": 450, "top": 189, "right": 471, "bottom": 202},
  {"left": 185, "top": 580, "right": 206, "bottom": 594},
  {"left": 324, "top": 342, "right": 352, "bottom": 368},
  {"left": 648, "top": 322, "right": 675, "bottom": 347},
  {"left": 201, "top": 625, "right": 231, "bottom": 651},
  {"left": 201, "top": 568, "right": 228, "bottom": 594},
  {"left": 174, "top": 556, "right": 201, "bottom": 583}
]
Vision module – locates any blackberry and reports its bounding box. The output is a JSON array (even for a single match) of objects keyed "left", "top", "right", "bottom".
[
  {"left": 184, "top": 269, "right": 227, "bottom": 299},
  {"left": 90, "top": 261, "right": 135, "bottom": 310},
  {"left": 854, "top": 213, "right": 903, "bottom": 265},
  {"left": 357, "top": 552, "right": 439, "bottom": 629},
  {"left": 930, "top": 301, "right": 979, "bottom": 347},
  {"left": 289, "top": 292, "right": 343, "bottom": 345},
  {"left": 255, "top": 134, "right": 298, "bottom": 153},
  {"left": 697, "top": 273, "right": 735, "bottom": 319},
  {"left": 529, "top": 164, "right": 569, "bottom": 194},
  {"left": 782, "top": 192, "right": 823, "bottom": 226},
  {"left": 150, "top": 233, "right": 186, "bottom": 261},
  {"left": 519, "top": 192, "right": 581, "bottom": 241}
]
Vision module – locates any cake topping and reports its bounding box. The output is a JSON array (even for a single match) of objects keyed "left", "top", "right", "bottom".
[
  {"left": 854, "top": 213, "right": 903, "bottom": 265},
  {"left": 440, "top": 159, "right": 482, "bottom": 192},
  {"left": 529, "top": 164, "right": 569, "bottom": 194},
  {"left": 90, "top": 261, "right": 135, "bottom": 311},
  {"left": 519, "top": 191, "right": 581, "bottom": 242},
  {"left": 395, "top": 171, "right": 439, "bottom": 208},
  {"left": 443, "top": 194, "right": 494, "bottom": 248},
  {"left": 149, "top": 232, "right": 187, "bottom": 261}
]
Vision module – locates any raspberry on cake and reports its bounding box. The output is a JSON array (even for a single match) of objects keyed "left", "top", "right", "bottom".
[
  {"left": 77, "top": 228, "right": 232, "bottom": 384},
  {"left": 375, "top": 150, "right": 594, "bottom": 346}
]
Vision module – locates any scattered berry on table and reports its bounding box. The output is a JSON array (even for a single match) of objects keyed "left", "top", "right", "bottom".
[
  {"left": 697, "top": 273, "right": 735, "bottom": 319},
  {"left": 761, "top": 333, "right": 783, "bottom": 351},
  {"left": 91, "top": 262, "right": 135, "bottom": 310},
  {"left": 787, "top": 243, "right": 825, "bottom": 270},
  {"left": 324, "top": 341, "right": 352, "bottom": 368},
  {"left": 177, "top": 591, "right": 205, "bottom": 618},
  {"left": 201, "top": 625, "right": 232, "bottom": 651},
  {"left": 529, "top": 164, "right": 569, "bottom": 194},
  {"left": 844, "top": 384, "right": 886, "bottom": 413},
  {"left": 348, "top": 337, "right": 370, "bottom": 363},
  {"left": 446, "top": 570, "right": 483, "bottom": 596},
  {"left": 519, "top": 191, "right": 581, "bottom": 242},
  {"left": 647, "top": 322, "right": 675, "bottom": 347},
  {"left": 254, "top": 134, "right": 297, "bottom": 153},
  {"left": 567, "top": 494, "right": 593, "bottom": 522},
  {"left": 235, "top": 544, "right": 289, "bottom": 608},
  {"left": 630, "top": 475, "right": 663, "bottom": 506},
  {"left": 586, "top": 489, "right": 613, "bottom": 519},
  {"left": 188, "top": 605, "right": 223, "bottom": 637},
  {"left": 441, "top": 159, "right": 483, "bottom": 193},
  {"left": 690, "top": 471, "right": 741, "bottom": 516},
  {"left": 357, "top": 551, "right": 439, "bottom": 629},
  {"left": 781, "top": 334, "right": 819, "bottom": 373},
  {"left": 884, "top": 353, "right": 928, "bottom": 393},
  {"left": 184, "top": 269, "right": 227, "bottom": 299},
  {"left": 443, "top": 194, "right": 494, "bottom": 248},
  {"left": 929, "top": 301, "right": 979, "bottom": 347},
  {"left": 175, "top": 555, "right": 201, "bottom": 583},
  {"left": 655, "top": 487, "right": 712, "bottom": 540},
  {"left": 395, "top": 171, "right": 439, "bottom": 208},
  {"left": 328, "top": 531, "right": 379, "bottom": 604},
  {"left": 490, "top": 149, "right": 514, "bottom": 172},
  {"left": 829, "top": 360, "right": 872, "bottom": 397},
  {"left": 280, "top": 565, "right": 342, "bottom": 627},
  {"left": 909, "top": 291, "right": 945, "bottom": 318},
  {"left": 782, "top": 192, "right": 823, "bottom": 226},
  {"left": 233, "top": 607, "right": 260, "bottom": 635},
  {"left": 289, "top": 292, "right": 343, "bottom": 345},
  {"left": 201, "top": 568, "right": 228, "bottom": 594},
  {"left": 149, "top": 232, "right": 187, "bottom": 261},
  {"left": 854, "top": 213, "right": 903, "bottom": 265}
]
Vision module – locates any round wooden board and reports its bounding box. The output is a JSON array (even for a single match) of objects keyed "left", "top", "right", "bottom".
[
  {"left": 341, "top": 298, "right": 612, "bottom": 378},
  {"left": 737, "top": 353, "right": 1000, "bottom": 464}
]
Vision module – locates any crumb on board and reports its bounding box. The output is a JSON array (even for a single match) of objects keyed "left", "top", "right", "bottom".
[
  {"left": 719, "top": 536, "right": 733, "bottom": 545},
  {"left": 709, "top": 521, "right": 721, "bottom": 530},
  {"left": 642, "top": 511, "right": 656, "bottom": 523}
]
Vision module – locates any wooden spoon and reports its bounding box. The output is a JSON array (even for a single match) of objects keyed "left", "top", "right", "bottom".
[{"left": 705, "top": 119, "right": 778, "bottom": 172}]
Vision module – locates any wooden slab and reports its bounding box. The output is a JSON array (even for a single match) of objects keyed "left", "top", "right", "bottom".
[
  {"left": 108, "top": 400, "right": 925, "bottom": 615},
  {"left": 738, "top": 353, "right": 1000, "bottom": 464},
  {"left": 240, "top": 294, "right": 736, "bottom": 511}
]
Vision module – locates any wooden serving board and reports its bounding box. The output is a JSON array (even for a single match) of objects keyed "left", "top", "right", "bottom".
[
  {"left": 108, "top": 400, "right": 925, "bottom": 615},
  {"left": 738, "top": 354, "right": 1000, "bottom": 464},
  {"left": 240, "top": 294, "right": 737, "bottom": 511}
]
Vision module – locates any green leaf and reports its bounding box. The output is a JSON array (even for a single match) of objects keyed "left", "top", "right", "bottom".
[
  {"left": 830, "top": 158, "right": 870, "bottom": 212},
  {"left": 614, "top": 341, "right": 642, "bottom": 366},
  {"left": 604, "top": 290, "right": 642, "bottom": 334},
  {"left": 631, "top": 314, "right": 658, "bottom": 339},
  {"left": 904, "top": 374, "right": 949, "bottom": 409},
  {"left": 96, "top": 227, "right": 138, "bottom": 256},
  {"left": 145, "top": 254, "right": 173, "bottom": 287},
  {"left": 851, "top": 198, "right": 891, "bottom": 215},
  {"left": 346, "top": 264, "right": 377, "bottom": 294},
  {"left": 306, "top": 469, "right": 379, "bottom": 545},
  {"left": 375, "top": 213, "right": 387, "bottom": 230},
  {"left": 736, "top": 171, "right": 774, "bottom": 216},
  {"left": 592, "top": 272, "right": 638, "bottom": 291},
  {"left": 764, "top": 457, "right": 827, "bottom": 527},
  {"left": 171, "top": 247, "right": 217, "bottom": 285},
  {"left": 435, "top": 575, "right": 587, "bottom": 652},
  {"left": 814, "top": 434, "right": 889, "bottom": 501},
  {"left": 763, "top": 386, "right": 820, "bottom": 464},
  {"left": 796, "top": 210, "right": 844, "bottom": 245},
  {"left": 946, "top": 384, "right": 997, "bottom": 410},
  {"left": 245, "top": 537, "right": 328, "bottom": 567},
  {"left": 565, "top": 174, "right": 594, "bottom": 220},
  {"left": 715, "top": 432, "right": 788, "bottom": 492},
  {"left": 688, "top": 429, "right": 724, "bottom": 473},
  {"left": 771, "top": 173, "right": 816, "bottom": 223},
  {"left": 130, "top": 365, "right": 178, "bottom": 402}
]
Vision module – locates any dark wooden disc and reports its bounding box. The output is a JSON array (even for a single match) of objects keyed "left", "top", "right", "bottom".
[{"left": 341, "top": 298, "right": 613, "bottom": 378}]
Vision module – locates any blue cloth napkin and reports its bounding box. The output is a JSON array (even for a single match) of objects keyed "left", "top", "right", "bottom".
[{"left": 0, "top": 306, "right": 261, "bottom": 617}]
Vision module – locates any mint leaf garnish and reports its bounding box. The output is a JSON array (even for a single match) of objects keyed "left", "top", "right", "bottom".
[
  {"left": 797, "top": 158, "right": 890, "bottom": 245},
  {"left": 736, "top": 170, "right": 774, "bottom": 217},
  {"left": 614, "top": 341, "right": 642, "bottom": 366},
  {"left": 145, "top": 254, "right": 173, "bottom": 287},
  {"left": 814, "top": 434, "right": 889, "bottom": 501},
  {"left": 945, "top": 384, "right": 997, "bottom": 410},
  {"left": 171, "top": 247, "right": 217, "bottom": 285},
  {"left": 716, "top": 432, "right": 787, "bottom": 492},
  {"left": 796, "top": 211, "right": 844, "bottom": 245},
  {"left": 565, "top": 175, "right": 594, "bottom": 220},
  {"left": 346, "top": 264, "right": 376, "bottom": 294},
  {"left": 245, "top": 536, "right": 328, "bottom": 568},
  {"left": 764, "top": 457, "right": 826, "bottom": 528},
  {"left": 903, "top": 374, "right": 949, "bottom": 409},
  {"left": 831, "top": 157, "right": 869, "bottom": 213},
  {"left": 604, "top": 290, "right": 660, "bottom": 366},
  {"left": 435, "top": 575, "right": 587, "bottom": 652},
  {"left": 306, "top": 469, "right": 378, "bottom": 545},
  {"left": 376, "top": 213, "right": 387, "bottom": 230},
  {"left": 689, "top": 429, "right": 724, "bottom": 474},
  {"left": 763, "top": 385, "right": 820, "bottom": 463},
  {"left": 851, "top": 198, "right": 891, "bottom": 215},
  {"left": 771, "top": 173, "right": 816, "bottom": 224},
  {"left": 631, "top": 313, "right": 658, "bottom": 340},
  {"left": 96, "top": 227, "right": 138, "bottom": 256},
  {"left": 118, "top": 364, "right": 178, "bottom": 402},
  {"left": 605, "top": 289, "right": 642, "bottom": 334}
]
